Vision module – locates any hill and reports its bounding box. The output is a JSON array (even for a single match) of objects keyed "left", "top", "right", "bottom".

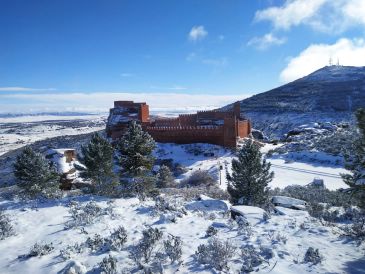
[{"left": 230, "top": 66, "right": 365, "bottom": 138}]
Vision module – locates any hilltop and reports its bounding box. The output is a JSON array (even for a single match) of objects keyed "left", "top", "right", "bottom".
[{"left": 228, "top": 66, "right": 365, "bottom": 138}]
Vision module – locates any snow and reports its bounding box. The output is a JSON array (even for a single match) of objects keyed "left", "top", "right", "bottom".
[
  {"left": 47, "top": 149, "right": 77, "bottom": 174},
  {"left": 272, "top": 196, "right": 307, "bottom": 207},
  {"left": 0, "top": 115, "right": 106, "bottom": 156},
  {"left": 230, "top": 205, "right": 265, "bottom": 224},
  {"left": 155, "top": 142, "right": 348, "bottom": 191},
  {"left": 0, "top": 195, "right": 363, "bottom": 273}
]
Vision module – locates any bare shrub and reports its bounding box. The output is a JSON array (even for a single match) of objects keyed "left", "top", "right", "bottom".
[
  {"left": 98, "top": 255, "right": 118, "bottom": 274},
  {"left": 28, "top": 242, "right": 54, "bottom": 257},
  {"left": 181, "top": 170, "right": 216, "bottom": 187},
  {"left": 130, "top": 227, "right": 163, "bottom": 265},
  {"left": 303, "top": 247, "right": 322, "bottom": 265},
  {"left": 160, "top": 185, "right": 229, "bottom": 201},
  {"left": 240, "top": 245, "right": 266, "bottom": 273},
  {"left": 236, "top": 216, "right": 253, "bottom": 238},
  {"left": 65, "top": 201, "right": 112, "bottom": 229},
  {"left": 205, "top": 225, "right": 218, "bottom": 237},
  {"left": 86, "top": 234, "right": 105, "bottom": 252},
  {"left": 0, "top": 209, "right": 14, "bottom": 240},
  {"left": 105, "top": 226, "right": 128, "bottom": 251},
  {"left": 153, "top": 196, "right": 187, "bottom": 216},
  {"left": 59, "top": 243, "right": 84, "bottom": 261},
  {"left": 195, "top": 238, "right": 236, "bottom": 271},
  {"left": 163, "top": 235, "right": 183, "bottom": 263},
  {"left": 342, "top": 215, "right": 365, "bottom": 242}
]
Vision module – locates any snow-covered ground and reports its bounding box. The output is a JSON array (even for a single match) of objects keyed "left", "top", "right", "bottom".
[
  {"left": 0, "top": 115, "right": 106, "bottom": 156},
  {"left": 156, "top": 143, "right": 348, "bottom": 191},
  {"left": 0, "top": 116, "right": 361, "bottom": 273},
  {"left": 0, "top": 195, "right": 363, "bottom": 273}
]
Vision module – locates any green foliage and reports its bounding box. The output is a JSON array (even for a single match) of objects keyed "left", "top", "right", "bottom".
[
  {"left": 342, "top": 108, "right": 365, "bottom": 208},
  {"left": 227, "top": 139, "right": 273, "bottom": 206},
  {"left": 80, "top": 133, "right": 116, "bottom": 194},
  {"left": 14, "top": 146, "right": 60, "bottom": 198},
  {"left": 117, "top": 121, "right": 156, "bottom": 176},
  {"left": 156, "top": 165, "right": 175, "bottom": 188},
  {"left": 121, "top": 175, "right": 158, "bottom": 200}
]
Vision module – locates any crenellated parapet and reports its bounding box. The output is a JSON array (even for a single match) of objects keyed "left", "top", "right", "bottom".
[{"left": 106, "top": 100, "right": 251, "bottom": 147}]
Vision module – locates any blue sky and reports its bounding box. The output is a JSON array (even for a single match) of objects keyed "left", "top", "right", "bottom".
[{"left": 1, "top": 0, "right": 365, "bottom": 113}]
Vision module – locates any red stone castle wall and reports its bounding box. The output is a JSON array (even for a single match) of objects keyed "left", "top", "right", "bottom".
[{"left": 107, "top": 100, "right": 251, "bottom": 147}]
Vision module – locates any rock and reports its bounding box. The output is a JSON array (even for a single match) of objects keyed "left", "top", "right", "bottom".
[
  {"left": 230, "top": 205, "right": 266, "bottom": 225},
  {"left": 251, "top": 129, "right": 266, "bottom": 140},
  {"left": 271, "top": 196, "right": 307, "bottom": 210}
]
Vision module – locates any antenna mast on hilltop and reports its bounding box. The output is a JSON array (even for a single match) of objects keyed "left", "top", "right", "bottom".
[
  {"left": 337, "top": 58, "right": 340, "bottom": 66},
  {"left": 329, "top": 57, "right": 333, "bottom": 66}
]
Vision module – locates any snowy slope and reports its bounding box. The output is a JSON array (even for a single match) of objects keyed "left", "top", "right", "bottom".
[
  {"left": 0, "top": 115, "right": 106, "bottom": 156},
  {"left": 155, "top": 143, "right": 348, "bottom": 191},
  {"left": 0, "top": 195, "right": 363, "bottom": 273}
]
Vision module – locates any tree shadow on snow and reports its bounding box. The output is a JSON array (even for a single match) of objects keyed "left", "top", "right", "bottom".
[{"left": 342, "top": 256, "right": 365, "bottom": 274}]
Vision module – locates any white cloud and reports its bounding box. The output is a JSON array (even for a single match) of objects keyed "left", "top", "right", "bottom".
[
  {"left": 255, "top": 0, "right": 365, "bottom": 33},
  {"left": 188, "top": 25, "right": 208, "bottom": 42},
  {"left": 343, "top": 0, "right": 365, "bottom": 25},
  {"left": 280, "top": 38, "right": 365, "bottom": 82},
  {"left": 0, "top": 87, "right": 56, "bottom": 92},
  {"left": 0, "top": 92, "right": 249, "bottom": 114},
  {"left": 247, "top": 33, "right": 287, "bottom": 50}
]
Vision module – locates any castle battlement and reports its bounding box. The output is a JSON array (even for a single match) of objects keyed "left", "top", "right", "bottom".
[{"left": 106, "top": 100, "right": 251, "bottom": 147}]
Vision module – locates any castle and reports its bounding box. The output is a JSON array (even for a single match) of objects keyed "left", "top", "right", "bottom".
[{"left": 106, "top": 100, "right": 251, "bottom": 147}]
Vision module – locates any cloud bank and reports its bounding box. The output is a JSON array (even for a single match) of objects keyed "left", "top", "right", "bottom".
[{"left": 0, "top": 92, "right": 250, "bottom": 115}]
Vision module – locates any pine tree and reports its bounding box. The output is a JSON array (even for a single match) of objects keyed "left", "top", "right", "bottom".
[
  {"left": 80, "top": 133, "right": 116, "bottom": 194},
  {"left": 116, "top": 121, "right": 156, "bottom": 176},
  {"left": 14, "top": 146, "right": 60, "bottom": 198},
  {"left": 227, "top": 139, "right": 274, "bottom": 206},
  {"left": 116, "top": 121, "right": 157, "bottom": 198},
  {"left": 156, "top": 165, "right": 175, "bottom": 188},
  {"left": 342, "top": 108, "right": 365, "bottom": 208}
]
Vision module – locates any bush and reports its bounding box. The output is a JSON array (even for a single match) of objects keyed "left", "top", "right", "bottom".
[
  {"left": 270, "top": 185, "right": 354, "bottom": 208},
  {"left": 205, "top": 225, "right": 218, "bottom": 237},
  {"left": 65, "top": 201, "right": 111, "bottom": 229},
  {"left": 28, "top": 242, "right": 54, "bottom": 257},
  {"left": 236, "top": 216, "right": 253, "bottom": 238},
  {"left": 86, "top": 234, "right": 105, "bottom": 252},
  {"left": 160, "top": 185, "right": 230, "bottom": 201},
  {"left": 59, "top": 243, "right": 84, "bottom": 261},
  {"left": 85, "top": 226, "right": 128, "bottom": 254},
  {"left": 156, "top": 165, "right": 175, "bottom": 188},
  {"left": 163, "top": 235, "right": 183, "bottom": 263},
  {"left": 105, "top": 226, "right": 128, "bottom": 251},
  {"left": 130, "top": 227, "right": 163, "bottom": 265},
  {"left": 195, "top": 238, "right": 236, "bottom": 271},
  {"left": 240, "top": 245, "right": 267, "bottom": 273},
  {"left": 181, "top": 170, "right": 216, "bottom": 187},
  {"left": 98, "top": 255, "right": 118, "bottom": 274},
  {"left": 0, "top": 209, "right": 14, "bottom": 240},
  {"left": 303, "top": 247, "right": 322, "bottom": 265},
  {"left": 342, "top": 215, "right": 365, "bottom": 242}
]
